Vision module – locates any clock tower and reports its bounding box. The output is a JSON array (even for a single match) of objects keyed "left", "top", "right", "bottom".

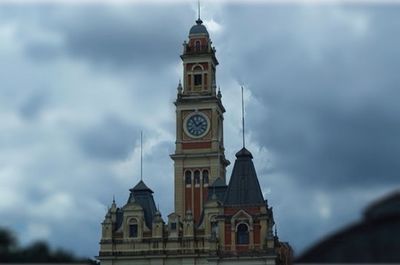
[
  {"left": 170, "top": 18, "right": 229, "bottom": 224},
  {"left": 99, "top": 13, "right": 293, "bottom": 265}
]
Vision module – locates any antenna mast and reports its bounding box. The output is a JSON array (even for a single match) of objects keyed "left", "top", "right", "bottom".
[
  {"left": 241, "top": 86, "right": 245, "bottom": 148},
  {"left": 140, "top": 130, "right": 143, "bottom": 181},
  {"left": 198, "top": 0, "right": 201, "bottom": 20}
]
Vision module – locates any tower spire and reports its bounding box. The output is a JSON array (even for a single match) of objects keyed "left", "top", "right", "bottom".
[{"left": 241, "top": 86, "right": 246, "bottom": 148}]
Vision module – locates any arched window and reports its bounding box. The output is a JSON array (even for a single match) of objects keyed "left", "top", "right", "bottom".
[
  {"left": 129, "top": 219, "right": 138, "bottom": 238},
  {"left": 195, "top": 40, "right": 201, "bottom": 51},
  {"left": 193, "top": 66, "right": 202, "bottom": 87},
  {"left": 211, "top": 216, "right": 218, "bottom": 238},
  {"left": 202, "top": 170, "right": 209, "bottom": 185},
  {"left": 194, "top": 170, "right": 200, "bottom": 185},
  {"left": 211, "top": 221, "right": 218, "bottom": 237},
  {"left": 236, "top": 223, "right": 249, "bottom": 245},
  {"left": 185, "top": 170, "right": 192, "bottom": 185}
]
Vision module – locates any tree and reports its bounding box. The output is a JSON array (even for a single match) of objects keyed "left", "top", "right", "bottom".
[{"left": 0, "top": 227, "right": 17, "bottom": 261}]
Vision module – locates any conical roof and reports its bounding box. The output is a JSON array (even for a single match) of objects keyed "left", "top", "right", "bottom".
[{"left": 223, "top": 148, "right": 265, "bottom": 206}]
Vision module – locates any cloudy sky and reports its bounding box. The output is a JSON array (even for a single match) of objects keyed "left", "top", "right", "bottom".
[{"left": 1, "top": 0, "right": 400, "bottom": 258}]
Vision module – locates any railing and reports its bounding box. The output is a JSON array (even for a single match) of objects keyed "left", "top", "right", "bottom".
[
  {"left": 99, "top": 236, "right": 219, "bottom": 257},
  {"left": 184, "top": 45, "right": 212, "bottom": 55}
]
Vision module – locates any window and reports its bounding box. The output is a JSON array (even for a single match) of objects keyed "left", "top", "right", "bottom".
[
  {"left": 236, "top": 223, "right": 249, "bottom": 244},
  {"left": 185, "top": 170, "right": 192, "bottom": 185},
  {"left": 202, "top": 170, "right": 209, "bottom": 184},
  {"left": 194, "top": 170, "right": 200, "bottom": 185},
  {"left": 195, "top": 40, "right": 201, "bottom": 51},
  {"left": 129, "top": 224, "right": 138, "bottom": 238},
  {"left": 211, "top": 221, "right": 218, "bottom": 236},
  {"left": 194, "top": 74, "right": 202, "bottom": 86},
  {"left": 171, "top": 222, "right": 177, "bottom": 230}
]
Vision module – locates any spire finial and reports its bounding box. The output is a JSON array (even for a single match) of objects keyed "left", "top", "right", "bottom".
[
  {"left": 177, "top": 79, "right": 183, "bottom": 94},
  {"left": 112, "top": 195, "right": 115, "bottom": 203},
  {"left": 275, "top": 224, "right": 278, "bottom": 237},
  {"left": 241, "top": 86, "right": 246, "bottom": 148},
  {"left": 196, "top": 0, "right": 202, "bottom": 24},
  {"left": 217, "top": 149, "right": 220, "bottom": 179},
  {"left": 140, "top": 130, "right": 143, "bottom": 181}
]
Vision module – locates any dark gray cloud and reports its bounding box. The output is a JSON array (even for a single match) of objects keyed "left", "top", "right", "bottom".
[
  {"left": 218, "top": 5, "right": 400, "bottom": 189},
  {"left": 1, "top": 3, "right": 400, "bottom": 259},
  {"left": 78, "top": 115, "right": 137, "bottom": 161},
  {"left": 18, "top": 5, "right": 195, "bottom": 71},
  {"left": 19, "top": 90, "right": 48, "bottom": 120}
]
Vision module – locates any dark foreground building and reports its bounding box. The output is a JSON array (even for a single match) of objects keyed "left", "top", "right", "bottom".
[{"left": 296, "top": 190, "right": 400, "bottom": 263}]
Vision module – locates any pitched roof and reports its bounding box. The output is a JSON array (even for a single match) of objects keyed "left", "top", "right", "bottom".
[
  {"left": 131, "top": 180, "right": 153, "bottom": 193},
  {"left": 208, "top": 177, "right": 227, "bottom": 202},
  {"left": 127, "top": 180, "right": 157, "bottom": 228},
  {"left": 223, "top": 148, "right": 265, "bottom": 207},
  {"left": 115, "top": 209, "right": 123, "bottom": 231},
  {"left": 211, "top": 177, "right": 227, "bottom": 187}
]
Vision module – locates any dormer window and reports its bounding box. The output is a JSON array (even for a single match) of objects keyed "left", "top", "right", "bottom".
[
  {"left": 210, "top": 215, "right": 218, "bottom": 238},
  {"left": 129, "top": 224, "right": 138, "bottom": 238},
  {"left": 211, "top": 221, "right": 218, "bottom": 237},
  {"left": 171, "top": 222, "right": 177, "bottom": 230},
  {"left": 128, "top": 218, "right": 139, "bottom": 238},
  {"left": 236, "top": 223, "right": 249, "bottom": 245}
]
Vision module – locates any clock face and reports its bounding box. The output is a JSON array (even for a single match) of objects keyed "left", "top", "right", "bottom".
[{"left": 185, "top": 113, "right": 209, "bottom": 138}]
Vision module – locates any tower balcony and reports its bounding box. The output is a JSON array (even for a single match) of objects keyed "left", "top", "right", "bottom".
[{"left": 183, "top": 44, "right": 215, "bottom": 55}]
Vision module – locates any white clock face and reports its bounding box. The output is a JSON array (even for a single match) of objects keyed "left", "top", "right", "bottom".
[{"left": 185, "top": 113, "right": 209, "bottom": 138}]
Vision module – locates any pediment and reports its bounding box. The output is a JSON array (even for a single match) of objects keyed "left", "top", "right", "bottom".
[
  {"left": 232, "top": 209, "right": 252, "bottom": 221},
  {"left": 122, "top": 202, "right": 143, "bottom": 211}
]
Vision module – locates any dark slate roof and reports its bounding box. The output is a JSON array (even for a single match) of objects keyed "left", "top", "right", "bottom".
[
  {"left": 208, "top": 177, "right": 227, "bottom": 202},
  {"left": 127, "top": 180, "right": 157, "bottom": 228},
  {"left": 131, "top": 180, "right": 153, "bottom": 193},
  {"left": 211, "top": 177, "right": 227, "bottom": 187},
  {"left": 189, "top": 19, "right": 209, "bottom": 37},
  {"left": 115, "top": 208, "right": 123, "bottom": 231},
  {"left": 223, "top": 148, "right": 265, "bottom": 206}
]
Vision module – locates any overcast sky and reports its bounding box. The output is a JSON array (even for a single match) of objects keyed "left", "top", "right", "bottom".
[{"left": 0, "top": 1, "right": 399, "bottom": 258}]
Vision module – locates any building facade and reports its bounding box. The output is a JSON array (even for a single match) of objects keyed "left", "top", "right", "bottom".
[{"left": 98, "top": 17, "right": 292, "bottom": 265}]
